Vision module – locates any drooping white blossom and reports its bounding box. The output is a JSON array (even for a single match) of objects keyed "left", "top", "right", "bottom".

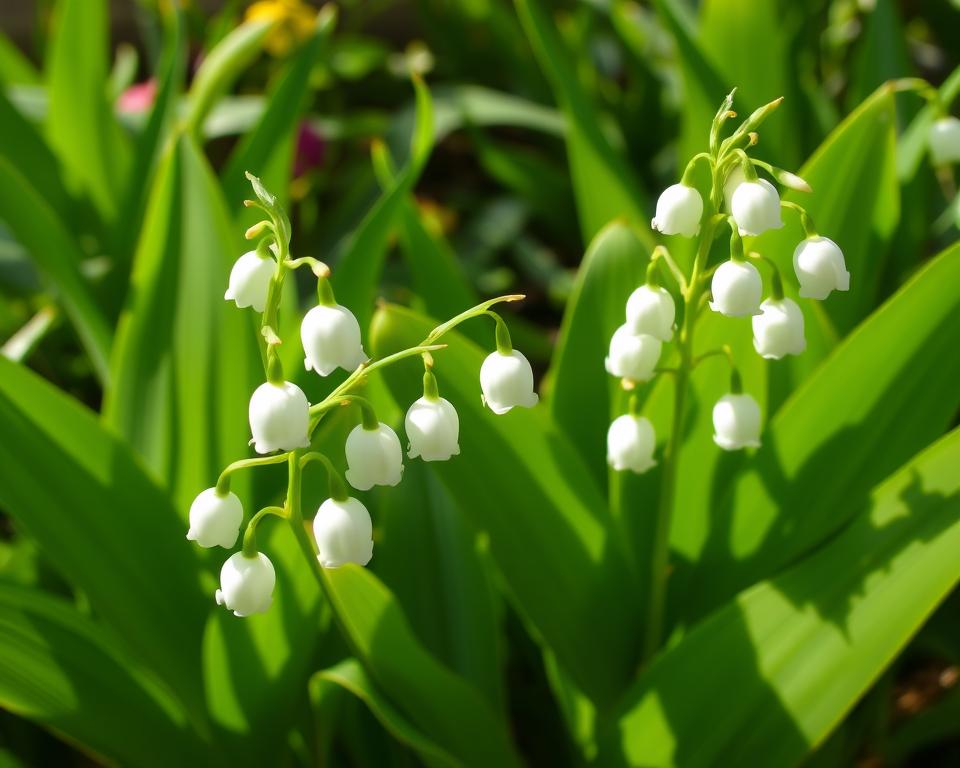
[
  {"left": 604, "top": 325, "right": 662, "bottom": 382},
  {"left": 730, "top": 179, "right": 783, "bottom": 236},
  {"left": 709, "top": 260, "right": 763, "bottom": 317},
  {"left": 607, "top": 414, "right": 657, "bottom": 474},
  {"left": 187, "top": 488, "right": 243, "bottom": 549},
  {"left": 344, "top": 422, "right": 404, "bottom": 490},
  {"left": 929, "top": 116, "right": 960, "bottom": 166},
  {"left": 792, "top": 236, "right": 850, "bottom": 300},
  {"left": 216, "top": 551, "right": 276, "bottom": 617},
  {"left": 405, "top": 396, "right": 460, "bottom": 461},
  {"left": 224, "top": 251, "right": 274, "bottom": 312},
  {"left": 626, "top": 284, "right": 675, "bottom": 341},
  {"left": 248, "top": 381, "right": 310, "bottom": 454},
  {"left": 712, "top": 394, "right": 762, "bottom": 451},
  {"left": 479, "top": 350, "right": 539, "bottom": 414},
  {"left": 651, "top": 183, "right": 704, "bottom": 237},
  {"left": 313, "top": 497, "right": 374, "bottom": 568},
  {"left": 752, "top": 298, "right": 806, "bottom": 359},
  {"left": 301, "top": 303, "right": 368, "bottom": 377}
]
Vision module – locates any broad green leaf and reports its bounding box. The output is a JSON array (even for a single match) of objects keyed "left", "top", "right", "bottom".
[
  {"left": 320, "top": 565, "right": 521, "bottom": 768},
  {"left": 0, "top": 584, "right": 202, "bottom": 767},
  {"left": 430, "top": 84, "right": 564, "bottom": 141},
  {"left": 0, "top": 157, "right": 112, "bottom": 383},
  {"left": 598, "top": 426, "right": 960, "bottom": 768},
  {"left": 548, "top": 221, "right": 647, "bottom": 488},
  {"left": 313, "top": 659, "right": 459, "bottom": 768},
  {"left": 45, "top": 0, "right": 129, "bottom": 221},
  {"left": 0, "top": 33, "right": 39, "bottom": 85},
  {"left": 374, "top": 461, "right": 505, "bottom": 714},
  {"left": 515, "top": 0, "right": 651, "bottom": 245},
  {"left": 332, "top": 76, "right": 434, "bottom": 332},
  {"left": 683, "top": 239, "right": 960, "bottom": 623},
  {"left": 105, "top": 134, "right": 257, "bottom": 511},
  {"left": 846, "top": 0, "right": 912, "bottom": 111},
  {"left": 371, "top": 304, "right": 639, "bottom": 707},
  {"left": 0, "top": 356, "right": 208, "bottom": 723},
  {"left": 183, "top": 19, "right": 274, "bottom": 138}
]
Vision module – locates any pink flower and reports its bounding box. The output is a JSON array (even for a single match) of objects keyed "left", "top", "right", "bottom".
[{"left": 117, "top": 80, "right": 157, "bottom": 114}]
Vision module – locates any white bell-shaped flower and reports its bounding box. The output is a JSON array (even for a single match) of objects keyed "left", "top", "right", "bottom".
[
  {"left": 313, "top": 497, "right": 374, "bottom": 568},
  {"left": 709, "top": 260, "right": 763, "bottom": 317},
  {"left": 626, "top": 284, "right": 675, "bottom": 341},
  {"left": 187, "top": 488, "right": 243, "bottom": 549},
  {"left": 929, "top": 116, "right": 960, "bottom": 166},
  {"left": 248, "top": 381, "right": 310, "bottom": 454},
  {"left": 405, "top": 397, "right": 460, "bottom": 461},
  {"left": 713, "top": 394, "right": 762, "bottom": 451},
  {"left": 792, "top": 236, "right": 850, "bottom": 300},
  {"left": 607, "top": 414, "right": 657, "bottom": 474},
  {"left": 224, "top": 251, "right": 274, "bottom": 312},
  {"left": 301, "top": 303, "right": 368, "bottom": 376},
  {"left": 344, "top": 422, "right": 404, "bottom": 490},
  {"left": 604, "top": 325, "right": 662, "bottom": 382},
  {"left": 480, "top": 350, "right": 539, "bottom": 414},
  {"left": 215, "top": 551, "right": 276, "bottom": 617},
  {"left": 731, "top": 179, "right": 783, "bottom": 236},
  {"left": 723, "top": 165, "right": 746, "bottom": 211},
  {"left": 651, "top": 183, "right": 703, "bottom": 237},
  {"left": 752, "top": 298, "right": 806, "bottom": 359}
]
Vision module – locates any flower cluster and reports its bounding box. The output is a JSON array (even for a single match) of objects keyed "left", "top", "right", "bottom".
[
  {"left": 187, "top": 173, "right": 537, "bottom": 617},
  {"left": 605, "top": 91, "right": 850, "bottom": 473}
]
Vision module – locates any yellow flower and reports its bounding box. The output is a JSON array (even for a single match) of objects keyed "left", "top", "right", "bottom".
[{"left": 245, "top": 0, "right": 317, "bottom": 56}]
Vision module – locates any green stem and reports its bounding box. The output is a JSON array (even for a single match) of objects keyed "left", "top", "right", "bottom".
[
  {"left": 300, "top": 452, "right": 349, "bottom": 501},
  {"left": 216, "top": 453, "right": 290, "bottom": 495},
  {"left": 242, "top": 506, "right": 287, "bottom": 558}
]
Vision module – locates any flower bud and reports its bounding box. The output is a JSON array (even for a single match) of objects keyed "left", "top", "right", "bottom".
[
  {"left": 929, "top": 116, "right": 960, "bottom": 166},
  {"left": 606, "top": 414, "right": 657, "bottom": 474},
  {"left": 248, "top": 381, "right": 310, "bottom": 454},
  {"left": 752, "top": 298, "right": 806, "bottom": 359},
  {"left": 731, "top": 179, "right": 783, "bottom": 236},
  {"left": 651, "top": 183, "right": 703, "bottom": 237},
  {"left": 479, "top": 350, "right": 539, "bottom": 414},
  {"left": 224, "top": 251, "right": 274, "bottom": 312},
  {"left": 313, "top": 497, "right": 374, "bottom": 568},
  {"left": 215, "top": 551, "right": 276, "bottom": 617},
  {"left": 187, "top": 488, "right": 243, "bottom": 549},
  {"left": 301, "top": 304, "right": 369, "bottom": 376},
  {"left": 709, "top": 260, "right": 763, "bottom": 317},
  {"left": 712, "top": 394, "right": 762, "bottom": 451},
  {"left": 405, "top": 396, "right": 460, "bottom": 461},
  {"left": 792, "top": 236, "right": 849, "bottom": 300},
  {"left": 604, "top": 325, "right": 661, "bottom": 382},
  {"left": 344, "top": 422, "right": 404, "bottom": 490},
  {"left": 626, "top": 284, "right": 675, "bottom": 341}
]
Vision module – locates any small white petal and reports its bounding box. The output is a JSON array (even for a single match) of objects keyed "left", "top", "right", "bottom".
[
  {"left": 479, "top": 350, "right": 539, "bottom": 415},
  {"left": 929, "top": 116, "right": 960, "bottom": 166},
  {"left": 607, "top": 414, "right": 657, "bottom": 474},
  {"left": 752, "top": 298, "right": 806, "bottom": 359},
  {"left": 301, "top": 304, "right": 369, "bottom": 377},
  {"left": 248, "top": 381, "right": 310, "bottom": 454},
  {"left": 626, "top": 285, "right": 675, "bottom": 341},
  {"left": 604, "top": 325, "right": 661, "bottom": 381},
  {"left": 651, "top": 183, "right": 704, "bottom": 237},
  {"left": 405, "top": 397, "right": 460, "bottom": 461},
  {"left": 792, "top": 236, "right": 849, "bottom": 300},
  {"left": 709, "top": 260, "right": 763, "bottom": 317},
  {"left": 712, "top": 394, "right": 762, "bottom": 451},
  {"left": 731, "top": 179, "right": 783, "bottom": 236},
  {"left": 344, "top": 423, "right": 404, "bottom": 491},
  {"left": 216, "top": 552, "right": 276, "bottom": 617},
  {"left": 313, "top": 497, "right": 374, "bottom": 568},
  {"left": 187, "top": 488, "right": 243, "bottom": 549},
  {"left": 224, "top": 251, "right": 274, "bottom": 312}
]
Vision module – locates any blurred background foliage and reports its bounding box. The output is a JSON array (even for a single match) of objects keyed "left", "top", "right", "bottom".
[{"left": 0, "top": 0, "right": 959, "bottom": 766}]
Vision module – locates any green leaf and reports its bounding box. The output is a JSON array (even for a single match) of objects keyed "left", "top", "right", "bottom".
[
  {"left": 0, "top": 157, "right": 112, "bottom": 383},
  {"left": 548, "top": 221, "right": 647, "bottom": 488},
  {"left": 0, "top": 33, "right": 40, "bottom": 85},
  {"left": 332, "top": 76, "right": 435, "bottom": 332},
  {"left": 370, "top": 304, "right": 639, "bottom": 707},
  {"left": 515, "top": 0, "right": 651, "bottom": 245},
  {"left": 0, "top": 584, "right": 202, "bottom": 766},
  {"left": 312, "top": 659, "right": 459, "bottom": 768},
  {"left": 0, "top": 356, "right": 208, "bottom": 723},
  {"left": 45, "top": 0, "right": 129, "bottom": 221},
  {"left": 683, "top": 239, "right": 960, "bottom": 623},
  {"left": 598, "top": 426, "right": 960, "bottom": 768},
  {"left": 319, "top": 565, "right": 521, "bottom": 768}
]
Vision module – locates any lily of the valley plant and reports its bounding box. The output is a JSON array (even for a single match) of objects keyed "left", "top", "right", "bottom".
[{"left": 188, "top": 173, "right": 537, "bottom": 615}]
